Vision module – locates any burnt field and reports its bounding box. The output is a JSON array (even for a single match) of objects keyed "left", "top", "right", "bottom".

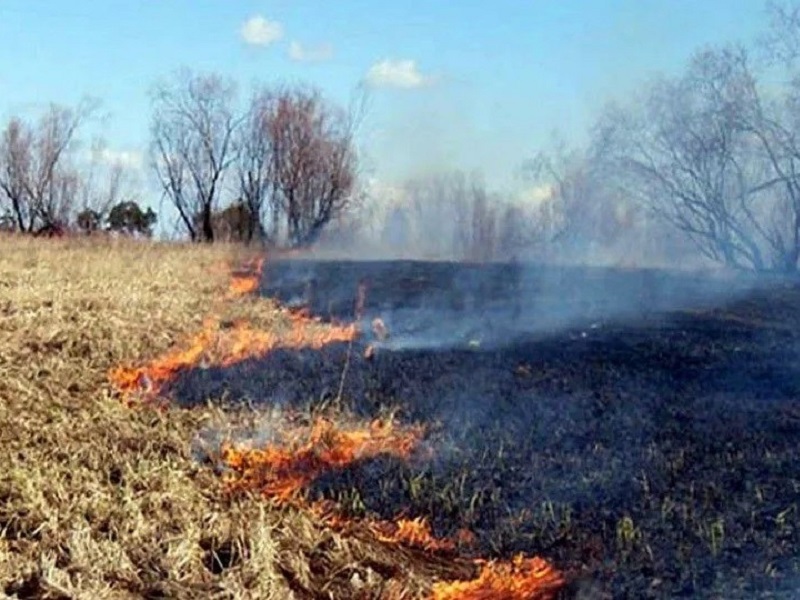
[{"left": 179, "top": 259, "right": 800, "bottom": 599}]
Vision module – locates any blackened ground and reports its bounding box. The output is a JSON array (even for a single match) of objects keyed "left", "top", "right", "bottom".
[
  {"left": 258, "top": 258, "right": 772, "bottom": 350},
  {"left": 175, "top": 260, "right": 800, "bottom": 599}
]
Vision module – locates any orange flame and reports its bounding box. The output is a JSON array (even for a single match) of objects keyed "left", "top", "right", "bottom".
[
  {"left": 109, "top": 256, "right": 358, "bottom": 401},
  {"left": 222, "top": 417, "right": 425, "bottom": 502},
  {"left": 110, "top": 255, "right": 564, "bottom": 598},
  {"left": 430, "top": 554, "right": 565, "bottom": 600},
  {"left": 227, "top": 257, "right": 265, "bottom": 298},
  {"left": 220, "top": 417, "right": 563, "bottom": 599},
  {"left": 109, "top": 317, "right": 218, "bottom": 398},
  {"left": 369, "top": 516, "right": 456, "bottom": 553},
  {"left": 221, "top": 418, "right": 463, "bottom": 555}
]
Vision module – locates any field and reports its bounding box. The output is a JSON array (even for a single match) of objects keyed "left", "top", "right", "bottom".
[{"left": 1, "top": 237, "right": 799, "bottom": 599}]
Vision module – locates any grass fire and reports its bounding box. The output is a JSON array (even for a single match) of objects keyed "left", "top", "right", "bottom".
[
  {"left": 8, "top": 3, "right": 800, "bottom": 598},
  {"left": 108, "top": 245, "right": 565, "bottom": 598},
  {"left": 3, "top": 233, "right": 800, "bottom": 598}
]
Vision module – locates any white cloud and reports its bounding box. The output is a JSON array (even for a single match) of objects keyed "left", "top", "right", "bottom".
[
  {"left": 288, "top": 40, "right": 334, "bottom": 63},
  {"left": 365, "top": 59, "right": 435, "bottom": 89},
  {"left": 240, "top": 15, "right": 284, "bottom": 47}
]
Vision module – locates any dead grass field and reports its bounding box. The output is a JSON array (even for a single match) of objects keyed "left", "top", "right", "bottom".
[{"left": 0, "top": 236, "right": 563, "bottom": 600}]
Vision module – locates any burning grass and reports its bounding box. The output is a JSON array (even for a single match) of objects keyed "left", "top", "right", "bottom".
[
  {"left": 165, "top": 257, "right": 800, "bottom": 598},
  {"left": 221, "top": 417, "right": 427, "bottom": 502},
  {"left": 109, "top": 315, "right": 358, "bottom": 402},
  {"left": 109, "top": 254, "right": 357, "bottom": 403},
  {"left": 12, "top": 235, "right": 797, "bottom": 598},
  {"left": 0, "top": 235, "right": 564, "bottom": 599},
  {"left": 117, "top": 251, "right": 563, "bottom": 597}
]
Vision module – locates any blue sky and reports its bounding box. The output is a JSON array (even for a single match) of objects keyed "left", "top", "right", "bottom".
[{"left": 0, "top": 0, "right": 772, "bottom": 202}]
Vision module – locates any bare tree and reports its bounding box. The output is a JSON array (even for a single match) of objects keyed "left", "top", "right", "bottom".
[
  {"left": 525, "top": 138, "right": 596, "bottom": 246},
  {"left": 746, "top": 0, "right": 800, "bottom": 271},
  {"left": 0, "top": 118, "right": 34, "bottom": 231},
  {"left": 734, "top": 75, "right": 800, "bottom": 272},
  {"left": 403, "top": 171, "right": 464, "bottom": 257},
  {"left": 150, "top": 69, "right": 240, "bottom": 242},
  {"left": 594, "top": 45, "right": 795, "bottom": 271},
  {"left": 761, "top": 1, "right": 800, "bottom": 66},
  {"left": 265, "top": 85, "right": 360, "bottom": 247},
  {"left": 524, "top": 132, "right": 636, "bottom": 262},
  {"left": 0, "top": 101, "right": 94, "bottom": 233},
  {"left": 75, "top": 140, "right": 139, "bottom": 234},
  {"left": 394, "top": 170, "right": 538, "bottom": 261},
  {"left": 451, "top": 173, "right": 502, "bottom": 262},
  {"left": 236, "top": 89, "right": 278, "bottom": 244}
]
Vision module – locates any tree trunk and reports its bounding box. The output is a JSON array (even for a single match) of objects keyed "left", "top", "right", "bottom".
[{"left": 202, "top": 205, "right": 215, "bottom": 243}]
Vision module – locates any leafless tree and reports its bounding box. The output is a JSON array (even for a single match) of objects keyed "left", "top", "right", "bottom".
[
  {"left": 265, "top": 85, "right": 360, "bottom": 247},
  {"left": 746, "top": 0, "right": 800, "bottom": 270},
  {"left": 395, "top": 170, "right": 536, "bottom": 261},
  {"left": 451, "top": 173, "right": 503, "bottom": 262},
  {"left": 150, "top": 69, "right": 240, "bottom": 242},
  {"left": 524, "top": 133, "right": 633, "bottom": 260},
  {"left": 525, "top": 139, "right": 595, "bottom": 245},
  {"left": 235, "top": 89, "right": 278, "bottom": 244},
  {"left": 593, "top": 45, "right": 800, "bottom": 271},
  {"left": 75, "top": 140, "right": 139, "bottom": 233},
  {"left": 0, "top": 118, "right": 34, "bottom": 231},
  {"left": 734, "top": 73, "right": 800, "bottom": 271},
  {"left": 403, "top": 171, "right": 464, "bottom": 257},
  {"left": 0, "top": 101, "right": 94, "bottom": 233},
  {"left": 761, "top": 1, "right": 800, "bottom": 66}
]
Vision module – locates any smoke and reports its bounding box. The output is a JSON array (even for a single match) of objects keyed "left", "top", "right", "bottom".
[
  {"left": 316, "top": 161, "right": 715, "bottom": 275},
  {"left": 156, "top": 251, "right": 800, "bottom": 597},
  {"left": 190, "top": 404, "right": 286, "bottom": 470},
  {"left": 262, "top": 257, "right": 770, "bottom": 355}
]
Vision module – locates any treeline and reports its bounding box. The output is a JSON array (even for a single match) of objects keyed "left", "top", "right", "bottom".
[
  {"left": 0, "top": 101, "right": 157, "bottom": 237},
  {"left": 342, "top": 0, "right": 800, "bottom": 271},
  {"left": 524, "top": 0, "right": 800, "bottom": 273},
  {"left": 150, "top": 70, "right": 363, "bottom": 246},
  {"left": 6, "top": 1, "right": 800, "bottom": 272},
  {"left": 361, "top": 171, "right": 553, "bottom": 262},
  {"left": 0, "top": 71, "right": 363, "bottom": 245}
]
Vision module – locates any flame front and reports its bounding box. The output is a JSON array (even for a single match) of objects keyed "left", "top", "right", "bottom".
[
  {"left": 227, "top": 257, "right": 265, "bottom": 298},
  {"left": 221, "top": 419, "right": 462, "bottom": 555},
  {"left": 109, "top": 255, "right": 565, "bottom": 598},
  {"left": 109, "top": 256, "right": 357, "bottom": 401},
  {"left": 221, "top": 417, "right": 564, "bottom": 598},
  {"left": 109, "top": 317, "right": 217, "bottom": 397},
  {"left": 222, "top": 418, "right": 424, "bottom": 501},
  {"left": 430, "top": 555, "right": 564, "bottom": 600}
]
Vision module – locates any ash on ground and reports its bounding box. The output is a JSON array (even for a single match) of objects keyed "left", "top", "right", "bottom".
[{"left": 171, "top": 260, "right": 800, "bottom": 599}]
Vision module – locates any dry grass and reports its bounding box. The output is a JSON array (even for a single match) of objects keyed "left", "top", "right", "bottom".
[{"left": 0, "top": 236, "right": 448, "bottom": 599}]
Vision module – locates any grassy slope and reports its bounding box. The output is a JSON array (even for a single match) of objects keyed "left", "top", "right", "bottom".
[{"left": 0, "top": 237, "right": 439, "bottom": 599}]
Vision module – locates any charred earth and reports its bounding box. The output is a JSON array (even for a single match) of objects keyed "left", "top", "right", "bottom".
[{"left": 177, "top": 259, "right": 800, "bottom": 599}]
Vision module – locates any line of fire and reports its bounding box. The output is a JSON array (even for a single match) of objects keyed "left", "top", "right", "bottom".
[
  {"left": 110, "top": 251, "right": 800, "bottom": 598},
  {"left": 110, "top": 256, "right": 566, "bottom": 599}
]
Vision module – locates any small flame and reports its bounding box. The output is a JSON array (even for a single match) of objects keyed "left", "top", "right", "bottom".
[
  {"left": 109, "top": 317, "right": 219, "bottom": 398},
  {"left": 370, "top": 516, "right": 456, "bottom": 552},
  {"left": 227, "top": 257, "right": 265, "bottom": 298},
  {"left": 109, "top": 255, "right": 564, "bottom": 598},
  {"left": 109, "top": 256, "right": 358, "bottom": 401},
  {"left": 430, "top": 554, "right": 565, "bottom": 600},
  {"left": 222, "top": 417, "right": 425, "bottom": 501}
]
